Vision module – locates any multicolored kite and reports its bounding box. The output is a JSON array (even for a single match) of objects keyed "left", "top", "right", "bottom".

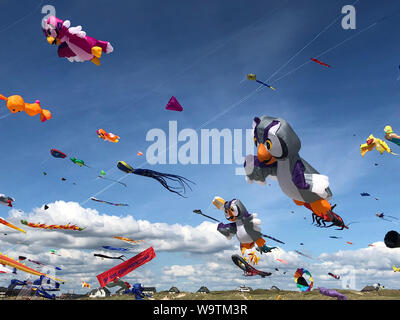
[
  {"left": 247, "top": 74, "right": 276, "bottom": 91},
  {"left": 97, "top": 129, "right": 120, "bottom": 143},
  {"left": 384, "top": 126, "right": 400, "bottom": 147},
  {"left": 360, "top": 135, "right": 399, "bottom": 157},
  {"left": 294, "top": 268, "right": 313, "bottom": 292},
  {"left": 0, "top": 218, "right": 26, "bottom": 233},
  {"left": 70, "top": 157, "right": 90, "bottom": 167},
  {"left": 0, "top": 194, "right": 15, "bottom": 207},
  {"left": 42, "top": 15, "right": 114, "bottom": 66},
  {"left": 113, "top": 236, "right": 144, "bottom": 245},
  {"left": 0, "top": 252, "right": 64, "bottom": 282},
  {"left": 20, "top": 220, "right": 86, "bottom": 231},
  {"left": 50, "top": 149, "right": 67, "bottom": 159}
]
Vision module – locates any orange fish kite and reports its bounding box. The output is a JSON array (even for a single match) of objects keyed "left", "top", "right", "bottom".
[
  {"left": 97, "top": 129, "right": 120, "bottom": 143},
  {"left": 0, "top": 94, "right": 52, "bottom": 122}
]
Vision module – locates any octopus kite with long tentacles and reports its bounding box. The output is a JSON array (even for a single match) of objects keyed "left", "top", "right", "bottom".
[{"left": 117, "top": 161, "right": 195, "bottom": 197}]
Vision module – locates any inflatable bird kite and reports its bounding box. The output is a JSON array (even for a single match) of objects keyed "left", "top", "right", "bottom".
[
  {"left": 42, "top": 16, "right": 114, "bottom": 66},
  {"left": 244, "top": 116, "right": 348, "bottom": 230},
  {"left": 360, "top": 134, "right": 398, "bottom": 157}
]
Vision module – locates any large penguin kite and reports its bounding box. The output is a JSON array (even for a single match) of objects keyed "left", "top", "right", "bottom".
[{"left": 244, "top": 116, "right": 347, "bottom": 230}]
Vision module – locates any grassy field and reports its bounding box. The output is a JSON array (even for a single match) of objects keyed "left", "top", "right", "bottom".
[{"left": 74, "top": 289, "right": 400, "bottom": 300}]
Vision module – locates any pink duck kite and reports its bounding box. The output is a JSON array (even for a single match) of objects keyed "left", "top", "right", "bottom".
[{"left": 42, "top": 16, "right": 114, "bottom": 66}]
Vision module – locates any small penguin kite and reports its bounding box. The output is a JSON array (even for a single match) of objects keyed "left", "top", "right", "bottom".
[
  {"left": 42, "top": 16, "right": 114, "bottom": 66},
  {"left": 0, "top": 94, "right": 52, "bottom": 122},
  {"left": 360, "top": 134, "right": 398, "bottom": 157},
  {"left": 213, "top": 196, "right": 277, "bottom": 255}
]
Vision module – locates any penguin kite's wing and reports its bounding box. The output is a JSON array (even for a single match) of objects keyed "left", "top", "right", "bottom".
[
  {"left": 217, "top": 222, "right": 237, "bottom": 240},
  {"left": 244, "top": 155, "right": 277, "bottom": 185}
]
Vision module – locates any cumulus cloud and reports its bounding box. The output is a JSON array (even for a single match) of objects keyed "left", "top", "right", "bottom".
[
  {"left": 4, "top": 201, "right": 233, "bottom": 254},
  {"left": 2, "top": 201, "right": 400, "bottom": 293}
]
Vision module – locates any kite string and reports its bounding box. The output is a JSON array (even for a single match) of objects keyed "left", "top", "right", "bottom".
[{"left": 264, "top": 0, "right": 361, "bottom": 84}]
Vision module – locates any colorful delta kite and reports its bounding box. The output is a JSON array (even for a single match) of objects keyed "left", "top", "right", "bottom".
[
  {"left": 0, "top": 218, "right": 26, "bottom": 233},
  {"left": 0, "top": 194, "right": 15, "bottom": 208},
  {"left": 384, "top": 126, "right": 400, "bottom": 147},
  {"left": 246, "top": 74, "right": 276, "bottom": 91},
  {"left": 117, "top": 161, "right": 195, "bottom": 197},
  {"left": 360, "top": 134, "right": 399, "bottom": 157},
  {"left": 165, "top": 96, "right": 183, "bottom": 112},
  {"left": 245, "top": 116, "right": 348, "bottom": 230},
  {"left": 213, "top": 197, "right": 278, "bottom": 255},
  {"left": 97, "top": 129, "right": 120, "bottom": 143},
  {"left": 82, "top": 281, "right": 91, "bottom": 289},
  {"left": 20, "top": 220, "right": 86, "bottom": 231},
  {"left": 50, "top": 149, "right": 67, "bottom": 159},
  {"left": 231, "top": 254, "right": 272, "bottom": 278},
  {"left": 0, "top": 94, "right": 52, "bottom": 122},
  {"left": 113, "top": 236, "right": 144, "bottom": 246},
  {"left": 42, "top": 15, "right": 114, "bottom": 66},
  {"left": 90, "top": 197, "right": 129, "bottom": 207},
  {"left": 137, "top": 151, "right": 144, "bottom": 156},
  {"left": 310, "top": 58, "right": 331, "bottom": 68},
  {"left": 70, "top": 157, "right": 90, "bottom": 167},
  {"left": 319, "top": 287, "right": 347, "bottom": 300},
  {"left": 96, "top": 247, "right": 156, "bottom": 287},
  {"left": 294, "top": 268, "right": 313, "bottom": 292},
  {"left": 0, "top": 252, "right": 64, "bottom": 282}
]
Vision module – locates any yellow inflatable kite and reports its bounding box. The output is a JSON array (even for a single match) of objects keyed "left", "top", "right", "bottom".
[{"left": 360, "top": 134, "right": 399, "bottom": 157}]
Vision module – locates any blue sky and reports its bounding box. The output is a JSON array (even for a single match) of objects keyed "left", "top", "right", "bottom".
[{"left": 1, "top": 0, "right": 400, "bottom": 294}]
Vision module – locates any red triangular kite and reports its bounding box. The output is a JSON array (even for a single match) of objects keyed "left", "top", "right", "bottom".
[{"left": 165, "top": 96, "right": 183, "bottom": 112}]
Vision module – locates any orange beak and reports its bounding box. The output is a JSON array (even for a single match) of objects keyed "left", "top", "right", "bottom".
[{"left": 257, "top": 144, "right": 276, "bottom": 165}]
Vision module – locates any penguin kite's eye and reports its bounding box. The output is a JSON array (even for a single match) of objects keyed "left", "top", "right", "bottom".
[
  {"left": 230, "top": 205, "right": 239, "bottom": 217},
  {"left": 266, "top": 139, "right": 272, "bottom": 150}
]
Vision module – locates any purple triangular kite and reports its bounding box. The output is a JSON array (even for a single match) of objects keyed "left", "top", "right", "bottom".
[{"left": 165, "top": 96, "right": 183, "bottom": 112}]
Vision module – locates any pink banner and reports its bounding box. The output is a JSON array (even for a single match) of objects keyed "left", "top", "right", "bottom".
[{"left": 96, "top": 247, "right": 156, "bottom": 287}]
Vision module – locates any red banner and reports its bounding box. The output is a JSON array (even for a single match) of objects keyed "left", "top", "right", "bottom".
[{"left": 96, "top": 247, "right": 156, "bottom": 287}]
